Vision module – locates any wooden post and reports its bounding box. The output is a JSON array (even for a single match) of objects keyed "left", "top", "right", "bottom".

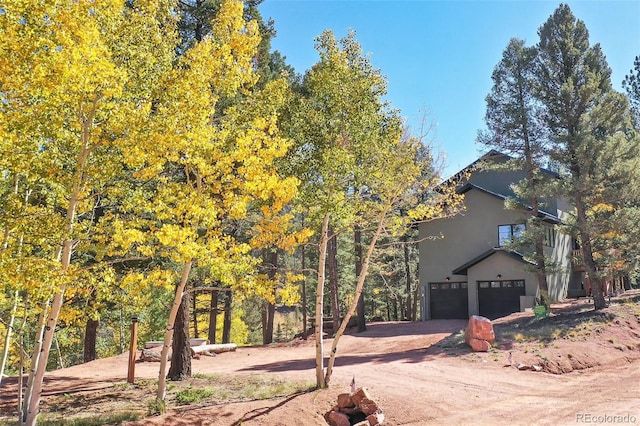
[{"left": 127, "top": 316, "right": 138, "bottom": 384}]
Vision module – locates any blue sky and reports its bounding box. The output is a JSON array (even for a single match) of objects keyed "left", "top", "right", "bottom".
[{"left": 258, "top": 0, "right": 640, "bottom": 177}]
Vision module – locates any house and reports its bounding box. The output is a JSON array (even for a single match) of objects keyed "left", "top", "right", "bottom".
[{"left": 418, "top": 151, "right": 585, "bottom": 320}]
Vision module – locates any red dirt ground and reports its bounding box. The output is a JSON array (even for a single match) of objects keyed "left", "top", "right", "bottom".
[{"left": 1, "top": 292, "right": 639, "bottom": 425}]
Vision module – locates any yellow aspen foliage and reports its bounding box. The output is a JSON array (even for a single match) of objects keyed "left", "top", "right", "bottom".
[{"left": 1, "top": 0, "right": 181, "bottom": 422}]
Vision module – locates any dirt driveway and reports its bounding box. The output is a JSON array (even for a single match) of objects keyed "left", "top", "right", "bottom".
[{"left": 2, "top": 307, "right": 639, "bottom": 425}]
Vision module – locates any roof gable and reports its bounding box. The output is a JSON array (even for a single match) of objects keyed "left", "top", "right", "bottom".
[
  {"left": 452, "top": 248, "right": 534, "bottom": 275},
  {"left": 446, "top": 150, "right": 561, "bottom": 221}
]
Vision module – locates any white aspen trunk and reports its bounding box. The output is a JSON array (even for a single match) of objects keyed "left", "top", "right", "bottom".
[
  {"left": 18, "top": 328, "right": 24, "bottom": 422},
  {"left": 157, "top": 261, "right": 193, "bottom": 401},
  {"left": 25, "top": 290, "right": 65, "bottom": 426},
  {"left": 54, "top": 336, "right": 64, "bottom": 369},
  {"left": 24, "top": 110, "right": 94, "bottom": 425},
  {"left": 324, "top": 208, "right": 388, "bottom": 386},
  {"left": 2, "top": 184, "right": 26, "bottom": 384},
  {"left": 17, "top": 296, "right": 28, "bottom": 424},
  {"left": 315, "top": 213, "right": 330, "bottom": 389},
  {"left": 0, "top": 290, "right": 19, "bottom": 384},
  {"left": 21, "top": 301, "right": 48, "bottom": 425}
]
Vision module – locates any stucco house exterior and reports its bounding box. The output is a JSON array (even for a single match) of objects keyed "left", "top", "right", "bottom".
[{"left": 418, "top": 151, "right": 585, "bottom": 320}]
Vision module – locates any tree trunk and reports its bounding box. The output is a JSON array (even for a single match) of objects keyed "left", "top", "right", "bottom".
[
  {"left": 315, "top": 213, "right": 330, "bottom": 389},
  {"left": 168, "top": 291, "right": 191, "bottom": 381},
  {"left": 157, "top": 261, "right": 193, "bottom": 402},
  {"left": 263, "top": 251, "right": 277, "bottom": 344},
  {"left": 222, "top": 291, "right": 232, "bottom": 344},
  {"left": 575, "top": 193, "right": 607, "bottom": 310},
  {"left": 623, "top": 275, "right": 631, "bottom": 291},
  {"left": 266, "top": 301, "right": 275, "bottom": 344},
  {"left": 208, "top": 290, "right": 218, "bottom": 344},
  {"left": 24, "top": 120, "right": 93, "bottom": 426},
  {"left": 301, "top": 238, "right": 308, "bottom": 340},
  {"left": 83, "top": 317, "right": 99, "bottom": 363},
  {"left": 261, "top": 302, "right": 268, "bottom": 343},
  {"left": 191, "top": 343, "right": 236, "bottom": 355},
  {"left": 22, "top": 302, "right": 48, "bottom": 424},
  {"left": 354, "top": 226, "right": 366, "bottom": 332},
  {"left": 0, "top": 290, "right": 19, "bottom": 384},
  {"left": 412, "top": 281, "right": 419, "bottom": 322},
  {"left": 192, "top": 292, "right": 199, "bottom": 338},
  {"left": 393, "top": 296, "right": 398, "bottom": 321},
  {"left": 385, "top": 292, "right": 391, "bottom": 321},
  {"left": 523, "top": 124, "right": 550, "bottom": 309},
  {"left": 25, "top": 289, "right": 65, "bottom": 426},
  {"left": 402, "top": 234, "right": 413, "bottom": 321},
  {"left": 327, "top": 227, "right": 340, "bottom": 334},
  {"left": 324, "top": 206, "right": 389, "bottom": 386}
]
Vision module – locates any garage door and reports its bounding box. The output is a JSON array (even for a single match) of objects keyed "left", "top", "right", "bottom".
[
  {"left": 478, "top": 280, "right": 525, "bottom": 319},
  {"left": 430, "top": 282, "right": 469, "bottom": 319}
]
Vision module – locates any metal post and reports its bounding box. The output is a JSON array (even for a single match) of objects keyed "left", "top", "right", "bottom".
[{"left": 127, "top": 316, "right": 138, "bottom": 384}]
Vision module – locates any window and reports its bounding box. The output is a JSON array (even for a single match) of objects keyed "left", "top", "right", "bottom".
[
  {"left": 498, "top": 224, "right": 525, "bottom": 246},
  {"left": 544, "top": 225, "right": 556, "bottom": 248},
  {"left": 478, "top": 279, "right": 525, "bottom": 289},
  {"left": 430, "top": 282, "right": 467, "bottom": 290}
]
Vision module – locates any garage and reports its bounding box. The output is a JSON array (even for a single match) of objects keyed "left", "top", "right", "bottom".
[
  {"left": 429, "top": 282, "right": 469, "bottom": 319},
  {"left": 478, "top": 280, "right": 525, "bottom": 319}
]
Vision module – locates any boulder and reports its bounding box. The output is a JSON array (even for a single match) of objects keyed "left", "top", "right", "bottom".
[
  {"left": 367, "top": 412, "right": 385, "bottom": 426},
  {"left": 359, "top": 398, "right": 379, "bottom": 416},
  {"left": 467, "top": 338, "right": 492, "bottom": 352},
  {"left": 336, "top": 393, "right": 355, "bottom": 409},
  {"left": 465, "top": 315, "right": 495, "bottom": 343},
  {"left": 351, "top": 387, "right": 372, "bottom": 407},
  {"left": 328, "top": 410, "right": 351, "bottom": 426}
]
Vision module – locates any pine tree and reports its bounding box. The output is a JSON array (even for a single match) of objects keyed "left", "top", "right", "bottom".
[
  {"left": 534, "top": 4, "right": 637, "bottom": 310},
  {"left": 623, "top": 55, "right": 640, "bottom": 128},
  {"left": 478, "top": 38, "right": 554, "bottom": 308}
]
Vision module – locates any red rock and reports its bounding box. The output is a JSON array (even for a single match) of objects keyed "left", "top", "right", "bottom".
[
  {"left": 328, "top": 410, "right": 351, "bottom": 426},
  {"left": 359, "top": 398, "right": 379, "bottom": 416},
  {"left": 351, "top": 387, "right": 372, "bottom": 407},
  {"left": 337, "top": 392, "right": 355, "bottom": 409},
  {"left": 338, "top": 406, "right": 361, "bottom": 416},
  {"left": 467, "top": 337, "right": 491, "bottom": 352},
  {"left": 367, "top": 412, "right": 385, "bottom": 426},
  {"left": 465, "top": 315, "right": 495, "bottom": 343}
]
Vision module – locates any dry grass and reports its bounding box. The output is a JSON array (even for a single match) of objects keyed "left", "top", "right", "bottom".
[{"left": 0, "top": 375, "right": 315, "bottom": 426}]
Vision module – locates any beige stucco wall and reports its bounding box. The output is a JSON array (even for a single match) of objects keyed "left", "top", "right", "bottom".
[
  {"left": 418, "top": 186, "right": 574, "bottom": 320},
  {"left": 419, "top": 189, "right": 527, "bottom": 283},
  {"left": 466, "top": 252, "right": 539, "bottom": 316},
  {"left": 419, "top": 189, "right": 530, "bottom": 319}
]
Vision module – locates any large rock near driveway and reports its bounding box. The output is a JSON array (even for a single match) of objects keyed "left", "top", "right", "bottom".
[{"left": 465, "top": 315, "right": 495, "bottom": 352}]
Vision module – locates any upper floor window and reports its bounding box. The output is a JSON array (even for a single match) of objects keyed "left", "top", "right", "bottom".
[
  {"left": 543, "top": 225, "right": 556, "bottom": 248},
  {"left": 498, "top": 224, "right": 525, "bottom": 246}
]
